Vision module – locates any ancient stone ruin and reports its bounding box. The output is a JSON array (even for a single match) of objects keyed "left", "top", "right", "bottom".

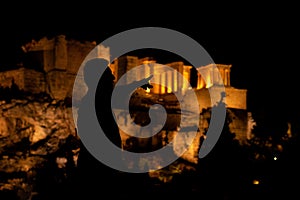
[{"left": 0, "top": 34, "right": 253, "bottom": 199}]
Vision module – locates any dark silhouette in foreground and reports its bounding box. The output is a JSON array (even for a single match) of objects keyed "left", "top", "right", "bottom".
[{"left": 74, "top": 58, "right": 153, "bottom": 199}]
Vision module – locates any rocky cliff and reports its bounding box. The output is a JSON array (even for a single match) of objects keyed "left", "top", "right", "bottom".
[{"left": 0, "top": 94, "right": 79, "bottom": 199}]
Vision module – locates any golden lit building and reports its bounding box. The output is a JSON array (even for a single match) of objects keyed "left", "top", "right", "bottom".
[
  {"left": 0, "top": 35, "right": 252, "bottom": 164},
  {"left": 0, "top": 35, "right": 109, "bottom": 102},
  {"left": 111, "top": 55, "right": 250, "bottom": 164},
  {"left": 111, "top": 55, "right": 249, "bottom": 140},
  {"left": 111, "top": 56, "right": 246, "bottom": 110},
  {"left": 111, "top": 56, "right": 192, "bottom": 95}
]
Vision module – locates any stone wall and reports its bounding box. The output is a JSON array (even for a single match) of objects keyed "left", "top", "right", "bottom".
[
  {"left": 225, "top": 87, "right": 247, "bottom": 110},
  {"left": 0, "top": 68, "right": 25, "bottom": 90},
  {"left": 24, "top": 68, "right": 46, "bottom": 94},
  {"left": 0, "top": 68, "right": 46, "bottom": 94},
  {"left": 192, "top": 86, "right": 247, "bottom": 112},
  {"left": 0, "top": 35, "right": 110, "bottom": 101},
  {"left": 66, "top": 39, "right": 97, "bottom": 74}
]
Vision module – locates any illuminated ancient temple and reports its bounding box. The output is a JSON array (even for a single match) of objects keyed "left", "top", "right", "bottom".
[
  {"left": 109, "top": 54, "right": 249, "bottom": 163},
  {"left": 0, "top": 34, "right": 246, "bottom": 112},
  {"left": 0, "top": 35, "right": 251, "bottom": 164},
  {"left": 111, "top": 55, "right": 246, "bottom": 110}
]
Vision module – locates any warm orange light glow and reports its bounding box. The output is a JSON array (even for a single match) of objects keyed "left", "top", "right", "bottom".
[
  {"left": 142, "top": 60, "right": 155, "bottom": 64},
  {"left": 253, "top": 179, "right": 260, "bottom": 185},
  {"left": 206, "top": 73, "right": 213, "bottom": 88},
  {"left": 167, "top": 71, "right": 172, "bottom": 93},
  {"left": 161, "top": 74, "right": 166, "bottom": 93}
]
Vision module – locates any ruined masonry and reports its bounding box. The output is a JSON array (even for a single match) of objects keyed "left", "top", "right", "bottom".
[
  {"left": 0, "top": 35, "right": 253, "bottom": 165},
  {"left": 0, "top": 35, "right": 110, "bottom": 102}
]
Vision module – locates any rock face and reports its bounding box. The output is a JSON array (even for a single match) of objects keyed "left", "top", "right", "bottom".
[
  {"left": 0, "top": 96, "right": 79, "bottom": 199},
  {"left": 0, "top": 95, "right": 202, "bottom": 199},
  {"left": 0, "top": 98, "right": 76, "bottom": 155}
]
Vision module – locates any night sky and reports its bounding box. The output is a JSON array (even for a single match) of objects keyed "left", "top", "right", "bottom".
[{"left": 1, "top": 3, "right": 299, "bottom": 124}]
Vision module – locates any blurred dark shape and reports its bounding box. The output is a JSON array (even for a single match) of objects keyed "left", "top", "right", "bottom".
[{"left": 74, "top": 58, "right": 153, "bottom": 199}]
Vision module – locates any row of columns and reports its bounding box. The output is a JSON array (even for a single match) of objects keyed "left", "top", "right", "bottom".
[{"left": 196, "top": 64, "right": 231, "bottom": 90}]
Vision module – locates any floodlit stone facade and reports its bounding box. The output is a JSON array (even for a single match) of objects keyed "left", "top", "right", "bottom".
[
  {"left": 0, "top": 35, "right": 252, "bottom": 164},
  {"left": 0, "top": 35, "right": 110, "bottom": 101},
  {"left": 0, "top": 35, "right": 246, "bottom": 111}
]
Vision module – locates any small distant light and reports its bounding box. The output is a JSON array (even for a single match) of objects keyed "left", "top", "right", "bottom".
[
  {"left": 253, "top": 180, "right": 259, "bottom": 185},
  {"left": 274, "top": 156, "right": 277, "bottom": 161}
]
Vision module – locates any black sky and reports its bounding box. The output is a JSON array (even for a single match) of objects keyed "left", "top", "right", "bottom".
[{"left": 1, "top": 3, "right": 299, "bottom": 123}]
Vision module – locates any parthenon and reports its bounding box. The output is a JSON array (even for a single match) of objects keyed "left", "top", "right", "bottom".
[
  {"left": 0, "top": 35, "right": 246, "bottom": 110},
  {"left": 111, "top": 56, "right": 232, "bottom": 95},
  {"left": 0, "top": 34, "right": 250, "bottom": 163}
]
